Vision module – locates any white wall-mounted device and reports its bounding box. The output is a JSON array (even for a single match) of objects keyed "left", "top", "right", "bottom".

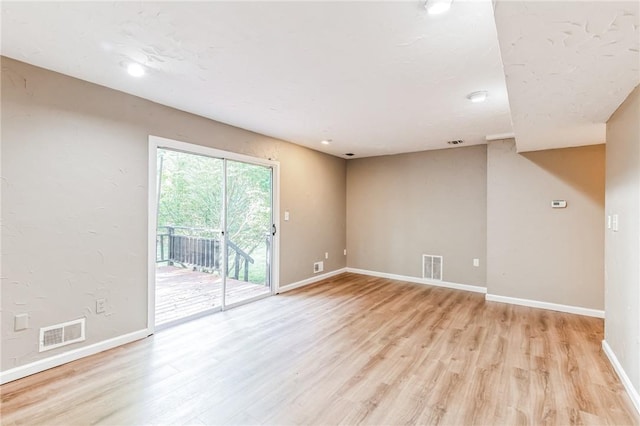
[{"left": 551, "top": 200, "right": 567, "bottom": 208}]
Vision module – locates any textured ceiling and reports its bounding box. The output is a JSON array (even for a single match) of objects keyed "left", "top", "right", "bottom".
[
  {"left": 1, "top": 1, "right": 512, "bottom": 158},
  {"left": 1, "top": 1, "right": 638, "bottom": 157},
  {"left": 494, "top": 1, "right": 640, "bottom": 152}
]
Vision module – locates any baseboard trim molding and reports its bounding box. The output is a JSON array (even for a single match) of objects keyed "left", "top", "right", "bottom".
[
  {"left": 602, "top": 340, "right": 640, "bottom": 415},
  {"left": 345, "top": 268, "right": 487, "bottom": 294},
  {"left": 277, "top": 268, "right": 347, "bottom": 294},
  {"left": 485, "top": 294, "right": 604, "bottom": 318},
  {"left": 0, "top": 328, "right": 150, "bottom": 385}
]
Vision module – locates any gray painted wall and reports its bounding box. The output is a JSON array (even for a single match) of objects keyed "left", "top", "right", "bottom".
[
  {"left": 487, "top": 139, "right": 605, "bottom": 310},
  {"left": 346, "top": 146, "right": 488, "bottom": 286},
  {"left": 605, "top": 85, "right": 640, "bottom": 395},
  {"left": 1, "top": 57, "right": 346, "bottom": 371},
  {"left": 2, "top": 54, "right": 624, "bottom": 386}
]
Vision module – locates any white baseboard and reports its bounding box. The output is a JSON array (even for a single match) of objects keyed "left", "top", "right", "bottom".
[
  {"left": 277, "top": 268, "right": 347, "bottom": 294},
  {"left": 0, "top": 328, "right": 150, "bottom": 385},
  {"left": 485, "top": 294, "right": 604, "bottom": 318},
  {"left": 345, "top": 267, "right": 487, "bottom": 294},
  {"left": 602, "top": 340, "right": 640, "bottom": 415}
]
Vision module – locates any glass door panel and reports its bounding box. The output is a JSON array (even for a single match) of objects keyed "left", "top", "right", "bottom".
[
  {"left": 224, "top": 160, "right": 273, "bottom": 306},
  {"left": 155, "top": 149, "right": 224, "bottom": 326}
]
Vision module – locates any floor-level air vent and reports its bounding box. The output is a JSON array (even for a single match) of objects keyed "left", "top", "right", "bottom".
[
  {"left": 423, "top": 255, "right": 443, "bottom": 281},
  {"left": 39, "top": 318, "right": 86, "bottom": 352}
]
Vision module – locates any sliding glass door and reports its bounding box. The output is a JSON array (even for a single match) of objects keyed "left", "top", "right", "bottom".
[
  {"left": 155, "top": 149, "right": 225, "bottom": 326},
  {"left": 224, "top": 160, "right": 273, "bottom": 306},
  {"left": 153, "top": 144, "right": 274, "bottom": 327}
]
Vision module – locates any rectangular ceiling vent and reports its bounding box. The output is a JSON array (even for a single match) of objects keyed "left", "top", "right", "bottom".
[
  {"left": 423, "top": 255, "right": 443, "bottom": 281},
  {"left": 39, "top": 318, "right": 86, "bottom": 352}
]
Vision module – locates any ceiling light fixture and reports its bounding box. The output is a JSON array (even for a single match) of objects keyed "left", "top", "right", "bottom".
[
  {"left": 321, "top": 139, "right": 331, "bottom": 145},
  {"left": 425, "top": 0, "right": 452, "bottom": 15},
  {"left": 467, "top": 91, "right": 489, "bottom": 103},
  {"left": 127, "top": 63, "right": 145, "bottom": 77}
]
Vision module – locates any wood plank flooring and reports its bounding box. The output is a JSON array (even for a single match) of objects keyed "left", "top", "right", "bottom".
[{"left": 1, "top": 273, "right": 638, "bottom": 425}]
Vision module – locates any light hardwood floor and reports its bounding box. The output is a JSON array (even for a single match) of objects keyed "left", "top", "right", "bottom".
[{"left": 1, "top": 273, "right": 638, "bottom": 425}]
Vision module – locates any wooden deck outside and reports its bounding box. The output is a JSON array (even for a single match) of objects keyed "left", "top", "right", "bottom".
[{"left": 155, "top": 265, "right": 270, "bottom": 325}]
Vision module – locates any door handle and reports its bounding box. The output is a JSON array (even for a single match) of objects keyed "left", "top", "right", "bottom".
[{"left": 272, "top": 224, "right": 276, "bottom": 236}]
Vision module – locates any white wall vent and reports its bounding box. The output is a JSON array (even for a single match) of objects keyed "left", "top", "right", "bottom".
[
  {"left": 313, "top": 261, "right": 324, "bottom": 274},
  {"left": 39, "top": 318, "right": 86, "bottom": 352},
  {"left": 423, "top": 255, "right": 443, "bottom": 281}
]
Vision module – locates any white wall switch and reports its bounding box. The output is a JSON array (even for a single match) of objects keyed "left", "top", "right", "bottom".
[
  {"left": 473, "top": 258, "right": 480, "bottom": 267},
  {"left": 551, "top": 200, "right": 567, "bottom": 208},
  {"left": 344, "top": 249, "right": 347, "bottom": 256},
  {"left": 284, "top": 210, "right": 290, "bottom": 221},
  {"left": 607, "top": 215, "right": 612, "bottom": 229},
  {"left": 325, "top": 252, "right": 329, "bottom": 259},
  {"left": 14, "top": 314, "right": 29, "bottom": 331},
  {"left": 612, "top": 214, "right": 619, "bottom": 232}
]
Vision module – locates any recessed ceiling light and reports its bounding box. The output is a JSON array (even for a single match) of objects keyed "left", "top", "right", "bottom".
[
  {"left": 425, "top": 0, "right": 452, "bottom": 15},
  {"left": 127, "top": 63, "right": 145, "bottom": 77},
  {"left": 467, "top": 91, "right": 488, "bottom": 103},
  {"left": 321, "top": 139, "right": 331, "bottom": 145}
]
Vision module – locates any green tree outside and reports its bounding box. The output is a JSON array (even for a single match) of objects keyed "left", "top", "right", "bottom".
[{"left": 157, "top": 149, "right": 271, "bottom": 284}]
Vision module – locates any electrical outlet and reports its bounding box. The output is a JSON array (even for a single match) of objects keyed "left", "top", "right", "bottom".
[
  {"left": 96, "top": 298, "right": 106, "bottom": 314},
  {"left": 313, "top": 261, "right": 324, "bottom": 274},
  {"left": 325, "top": 252, "right": 329, "bottom": 259},
  {"left": 344, "top": 249, "right": 347, "bottom": 256},
  {"left": 473, "top": 258, "right": 480, "bottom": 267}
]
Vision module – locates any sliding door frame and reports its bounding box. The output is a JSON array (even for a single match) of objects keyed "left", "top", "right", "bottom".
[{"left": 147, "top": 135, "right": 280, "bottom": 334}]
